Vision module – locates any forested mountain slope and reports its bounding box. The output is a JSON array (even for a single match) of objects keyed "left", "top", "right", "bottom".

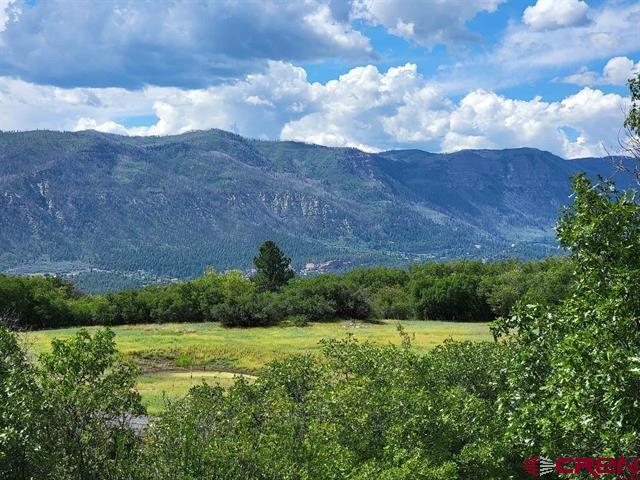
[{"left": 0, "top": 129, "right": 628, "bottom": 280}]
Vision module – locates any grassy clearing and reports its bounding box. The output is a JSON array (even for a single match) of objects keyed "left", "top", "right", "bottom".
[
  {"left": 23, "top": 320, "right": 491, "bottom": 372},
  {"left": 137, "top": 370, "right": 256, "bottom": 414},
  {"left": 22, "top": 320, "right": 491, "bottom": 411}
]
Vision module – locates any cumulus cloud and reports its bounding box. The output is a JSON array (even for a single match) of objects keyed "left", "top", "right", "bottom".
[
  {"left": 523, "top": 0, "right": 590, "bottom": 31},
  {"left": 0, "top": 76, "right": 152, "bottom": 131},
  {"left": 280, "top": 66, "right": 626, "bottom": 159},
  {"left": 443, "top": 87, "right": 625, "bottom": 158},
  {"left": 281, "top": 63, "right": 433, "bottom": 151},
  {"left": 351, "top": 0, "right": 506, "bottom": 47},
  {"left": 0, "top": 62, "right": 628, "bottom": 159},
  {"left": 563, "top": 56, "right": 640, "bottom": 86},
  {"left": 279, "top": 65, "right": 626, "bottom": 159},
  {"left": 0, "top": 0, "right": 372, "bottom": 88}
]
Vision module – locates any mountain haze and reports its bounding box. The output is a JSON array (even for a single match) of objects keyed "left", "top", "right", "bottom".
[{"left": 0, "top": 129, "right": 628, "bottom": 283}]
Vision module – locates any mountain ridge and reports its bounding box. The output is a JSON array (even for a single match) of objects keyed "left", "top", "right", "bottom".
[{"left": 0, "top": 128, "right": 631, "bottom": 283}]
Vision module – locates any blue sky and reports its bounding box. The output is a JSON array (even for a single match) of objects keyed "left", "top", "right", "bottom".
[{"left": 0, "top": 0, "right": 638, "bottom": 157}]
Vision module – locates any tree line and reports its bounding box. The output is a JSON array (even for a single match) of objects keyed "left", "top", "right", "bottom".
[{"left": 0, "top": 244, "right": 573, "bottom": 329}]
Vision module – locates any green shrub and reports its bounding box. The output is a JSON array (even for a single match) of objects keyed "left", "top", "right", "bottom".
[
  {"left": 493, "top": 175, "right": 640, "bottom": 457},
  {"left": 372, "top": 285, "right": 413, "bottom": 319},
  {"left": 212, "top": 292, "right": 282, "bottom": 327},
  {"left": 283, "top": 276, "right": 374, "bottom": 321},
  {"left": 0, "top": 325, "right": 144, "bottom": 479},
  {"left": 140, "top": 337, "right": 512, "bottom": 479},
  {"left": 0, "top": 258, "right": 575, "bottom": 329},
  {"left": 410, "top": 273, "right": 492, "bottom": 322}
]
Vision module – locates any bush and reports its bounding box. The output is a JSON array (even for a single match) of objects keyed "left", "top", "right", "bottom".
[
  {"left": 282, "top": 276, "right": 374, "bottom": 321},
  {"left": 0, "top": 325, "right": 144, "bottom": 479},
  {"left": 140, "top": 337, "right": 512, "bottom": 479},
  {"left": 94, "top": 290, "right": 151, "bottom": 325},
  {"left": 0, "top": 274, "right": 79, "bottom": 329},
  {"left": 493, "top": 175, "right": 640, "bottom": 457},
  {"left": 276, "top": 288, "right": 337, "bottom": 322},
  {"left": 0, "top": 323, "right": 48, "bottom": 478},
  {"left": 192, "top": 268, "right": 226, "bottom": 320},
  {"left": 372, "top": 285, "right": 412, "bottom": 319},
  {"left": 0, "top": 258, "right": 575, "bottom": 329},
  {"left": 212, "top": 292, "right": 282, "bottom": 327},
  {"left": 478, "top": 258, "right": 574, "bottom": 317},
  {"left": 343, "top": 267, "right": 409, "bottom": 291},
  {"left": 144, "top": 282, "right": 203, "bottom": 323},
  {"left": 410, "top": 273, "right": 492, "bottom": 322}
]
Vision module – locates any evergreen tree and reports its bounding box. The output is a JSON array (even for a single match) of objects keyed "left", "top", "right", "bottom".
[{"left": 253, "top": 241, "right": 295, "bottom": 292}]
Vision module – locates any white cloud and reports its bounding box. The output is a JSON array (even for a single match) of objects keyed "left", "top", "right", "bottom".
[
  {"left": 75, "top": 118, "right": 130, "bottom": 135},
  {"left": 564, "top": 56, "right": 640, "bottom": 86},
  {"left": 523, "top": 0, "right": 590, "bottom": 31},
  {"left": 604, "top": 56, "right": 640, "bottom": 85},
  {"left": 0, "top": 76, "right": 152, "bottom": 131},
  {"left": 442, "top": 1, "right": 640, "bottom": 94},
  {"left": 281, "top": 63, "right": 430, "bottom": 151},
  {"left": 351, "top": 0, "right": 506, "bottom": 47},
  {"left": 411, "top": 2, "right": 640, "bottom": 99},
  {"left": 442, "top": 87, "right": 626, "bottom": 158},
  {"left": 0, "top": 0, "right": 372, "bottom": 88},
  {"left": 0, "top": 0, "right": 15, "bottom": 32},
  {"left": 498, "top": 2, "right": 640, "bottom": 71},
  {"left": 0, "top": 63, "right": 629, "bottom": 159}
]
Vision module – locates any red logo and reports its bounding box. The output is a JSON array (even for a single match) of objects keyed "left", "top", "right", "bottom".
[
  {"left": 522, "top": 456, "right": 640, "bottom": 478},
  {"left": 523, "top": 456, "right": 555, "bottom": 476}
]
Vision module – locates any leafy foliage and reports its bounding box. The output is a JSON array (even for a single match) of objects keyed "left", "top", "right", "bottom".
[
  {"left": 0, "top": 325, "right": 144, "bottom": 480},
  {"left": 140, "top": 337, "right": 512, "bottom": 479},
  {"left": 0, "top": 324, "right": 47, "bottom": 479},
  {"left": 493, "top": 174, "right": 640, "bottom": 456},
  {"left": 1, "top": 256, "right": 573, "bottom": 328},
  {"left": 624, "top": 71, "right": 640, "bottom": 164},
  {"left": 411, "top": 273, "right": 491, "bottom": 322}
]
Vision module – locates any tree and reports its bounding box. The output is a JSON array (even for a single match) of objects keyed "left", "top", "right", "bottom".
[
  {"left": 253, "top": 240, "right": 295, "bottom": 292},
  {"left": 0, "top": 323, "right": 50, "bottom": 479},
  {"left": 493, "top": 175, "right": 640, "bottom": 457},
  {"left": 39, "top": 328, "right": 145, "bottom": 478},
  {"left": 621, "top": 71, "right": 640, "bottom": 181}
]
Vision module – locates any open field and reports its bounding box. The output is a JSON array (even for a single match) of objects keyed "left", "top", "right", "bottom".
[
  {"left": 22, "top": 320, "right": 491, "bottom": 412},
  {"left": 137, "top": 370, "right": 257, "bottom": 414}
]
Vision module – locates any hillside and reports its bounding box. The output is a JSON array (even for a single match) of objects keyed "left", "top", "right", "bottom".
[{"left": 0, "top": 129, "right": 628, "bottom": 285}]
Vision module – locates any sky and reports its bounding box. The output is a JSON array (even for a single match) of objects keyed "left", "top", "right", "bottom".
[{"left": 0, "top": 0, "right": 639, "bottom": 158}]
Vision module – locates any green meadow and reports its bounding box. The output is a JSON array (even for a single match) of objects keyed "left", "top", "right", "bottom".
[{"left": 22, "top": 320, "right": 491, "bottom": 413}]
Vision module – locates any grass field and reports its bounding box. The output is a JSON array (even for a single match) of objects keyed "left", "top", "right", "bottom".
[
  {"left": 22, "top": 320, "right": 491, "bottom": 413},
  {"left": 137, "top": 370, "right": 257, "bottom": 414}
]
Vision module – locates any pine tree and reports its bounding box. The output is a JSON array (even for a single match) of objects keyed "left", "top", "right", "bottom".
[{"left": 253, "top": 240, "right": 295, "bottom": 292}]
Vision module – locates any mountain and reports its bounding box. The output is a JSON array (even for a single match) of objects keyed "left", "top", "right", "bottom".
[{"left": 0, "top": 129, "right": 631, "bottom": 286}]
